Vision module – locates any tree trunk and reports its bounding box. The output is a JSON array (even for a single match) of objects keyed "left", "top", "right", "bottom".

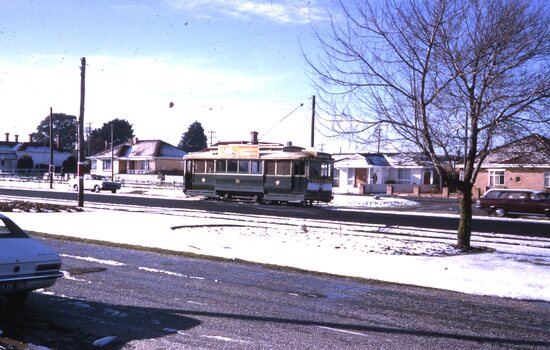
[{"left": 457, "top": 184, "right": 473, "bottom": 251}]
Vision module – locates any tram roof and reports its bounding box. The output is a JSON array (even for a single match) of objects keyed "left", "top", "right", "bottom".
[{"left": 184, "top": 143, "right": 332, "bottom": 161}]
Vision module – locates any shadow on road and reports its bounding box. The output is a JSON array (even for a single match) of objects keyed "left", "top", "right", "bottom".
[
  {"left": 2, "top": 293, "right": 549, "bottom": 349},
  {"left": 0, "top": 293, "right": 201, "bottom": 349}
]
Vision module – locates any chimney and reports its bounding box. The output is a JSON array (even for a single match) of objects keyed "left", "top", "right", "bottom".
[
  {"left": 134, "top": 137, "right": 139, "bottom": 144},
  {"left": 286, "top": 141, "right": 293, "bottom": 147},
  {"left": 250, "top": 131, "right": 258, "bottom": 145},
  {"left": 56, "top": 135, "right": 61, "bottom": 149},
  {"left": 14, "top": 134, "right": 19, "bottom": 142},
  {"left": 5, "top": 133, "right": 9, "bottom": 142},
  {"left": 29, "top": 134, "right": 33, "bottom": 143}
]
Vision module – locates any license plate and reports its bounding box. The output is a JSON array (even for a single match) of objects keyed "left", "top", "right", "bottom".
[{"left": 0, "top": 281, "right": 27, "bottom": 291}]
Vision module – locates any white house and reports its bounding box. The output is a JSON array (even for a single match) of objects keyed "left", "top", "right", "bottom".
[
  {"left": 89, "top": 139, "right": 186, "bottom": 182},
  {"left": 333, "top": 153, "right": 438, "bottom": 194},
  {"left": 0, "top": 133, "right": 72, "bottom": 174}
]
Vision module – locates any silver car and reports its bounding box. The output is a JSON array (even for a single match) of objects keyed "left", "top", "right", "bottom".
[{"left": 0, "top": 213, "right": 63, "bottom": 304}]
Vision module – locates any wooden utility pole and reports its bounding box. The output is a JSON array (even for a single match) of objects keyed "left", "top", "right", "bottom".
[
  {"left": 77, "top": 57, "right": 86, "bottom": 207},
  {"left": 310, "top": 95, "right": 316, "bottom": 148},
  {"left": 49, "top": 107, "right": 53, "bottom": 189}
]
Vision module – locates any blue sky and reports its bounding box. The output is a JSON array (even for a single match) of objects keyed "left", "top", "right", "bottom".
[{"left": 0, "top": 0, "right": 351, "bottom": 152}]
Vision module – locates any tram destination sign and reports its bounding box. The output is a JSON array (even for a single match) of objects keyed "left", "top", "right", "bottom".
[{"left": 218, "top": 144, "right": 260, "bottom": 159}]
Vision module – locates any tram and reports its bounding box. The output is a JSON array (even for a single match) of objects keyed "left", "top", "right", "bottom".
[{"left": 183, "top": 135, "right": 334, "bottom": 205}]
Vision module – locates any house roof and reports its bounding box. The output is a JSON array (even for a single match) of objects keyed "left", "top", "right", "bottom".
[
  {"left": 482, "top": 134, "right": 550, "bottom": 167},
  {"left": 334, "top": 152, "right": 432, "bottom": 168},
  {"left": 0, "top": 141, "right": 67, "bottom": 153},
  {"left": 90, "top": 140, "right": 186, "bottom": 160}
]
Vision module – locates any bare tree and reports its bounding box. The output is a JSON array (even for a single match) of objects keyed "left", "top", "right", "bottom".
[{"left": 306, "top": 0, "right": 549, "bottom": 250}]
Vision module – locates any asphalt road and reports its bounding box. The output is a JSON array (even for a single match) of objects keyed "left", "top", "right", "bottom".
[
  {"left": 1, "top": 187, "right": 549, "bottom": 237},
  {"left": 2, "top": 237, "right": 549, "bottom": 349}
]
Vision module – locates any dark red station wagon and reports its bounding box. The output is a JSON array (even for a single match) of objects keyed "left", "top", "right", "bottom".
[{"left": 476, "top": 189, "right": 550, "bottom": 218}]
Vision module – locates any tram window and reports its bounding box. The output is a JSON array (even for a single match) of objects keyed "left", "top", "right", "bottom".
[
  {"left": 216, "top": 160, "right": 226, "bottom": 173},
  {"left": 310, "top": 161, "right": 321, "bottom": 178},
  {"left": 293, "top": 161, "right": 305, "bottom": 176},
  {"left": 266, "top": 161, "right": 276, "bottom": 175},
  {"left": 206, "top": 160, "right": 215, "bottom": 173},
  {"left": 251, "top": 160, "right": 262, "bottom": 174},
  {"left": 227, "top": 159, "right": 238, "bottom": 173},
  {"left": 193, "top": 160, "right": 206, "bottom": 173},
  {"left": 321, "top": 162, "right": 331, "bottom": 177},
  {"left": 239, "top": 160, "right": 250, "bottom": 174},
  {"left": 277, "top": 161, "right": 291, "bottom": 175}
]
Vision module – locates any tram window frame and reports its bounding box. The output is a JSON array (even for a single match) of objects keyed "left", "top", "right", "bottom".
[
  {"left": 238, "top": 160, "right": 250, "bottom": 174},
  {"left": 251, "top": 160, "right": 263, "bottom": 174},
  {"left": 216, "top": 160, "right": 226, "bottom": 173},
  {"left": 193, "top": 160, "right": 206, "bottom": 173},
  {"left": 227, "top": 159, "right": 238, "bottom": 173},
  {"left": 266, "top": 161, "right": 276, "bottom": 175},
  {"left": 206, "top": 160, "right": 215, "bottom": 173},
  {"left": 321, "top": 162, "right": 331, "bottom": 177},
  {"left": 277, "top": 161, "right": 291, "bottom": 176},
  {"left": 310, "top": 161, "right": 321, "bottom": 178},
  {"left": 293, "top": 161, "right": 305, "bottom": 176}
]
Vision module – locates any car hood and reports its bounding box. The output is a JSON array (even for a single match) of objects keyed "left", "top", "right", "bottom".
[{"left": 0, "top": 238, "right": 61, "bottom": 265}]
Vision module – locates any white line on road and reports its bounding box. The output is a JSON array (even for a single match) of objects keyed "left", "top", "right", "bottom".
[
  {"left": 316, "top": 326, "right": 367, "bottom": 337},
  {"left": 61, "top": 254, "right": 126, "bottom": 266}
]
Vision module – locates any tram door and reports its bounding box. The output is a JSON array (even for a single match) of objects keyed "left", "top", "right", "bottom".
[
  {"left": 184, "top": 160, "right": 193, "bottom": 190},
  {"left": 292, "top": 160, "right": 307, "bottom": 193}
]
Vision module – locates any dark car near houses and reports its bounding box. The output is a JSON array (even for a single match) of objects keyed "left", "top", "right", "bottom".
[{"left": 476, "top": 189, "right": 550, "bottom": 218}]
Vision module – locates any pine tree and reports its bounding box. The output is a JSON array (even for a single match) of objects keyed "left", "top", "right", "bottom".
[{"left": 178, "top": 121, "right": 207, "bottom": 152}]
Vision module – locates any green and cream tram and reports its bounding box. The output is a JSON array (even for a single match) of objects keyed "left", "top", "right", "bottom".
[{"left": 183, "top": 142, "right": 333, "bottom": 205}]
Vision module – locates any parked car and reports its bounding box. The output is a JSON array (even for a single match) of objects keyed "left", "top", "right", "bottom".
[
  {"left": 0, "top": 213, "right": 63, "bottom": 304},
  {"left": 476, "top": 189, "right": 550, "bottom": 218},
  {"left": 68, "top": 174, "right": 121, "bottom": 193}
]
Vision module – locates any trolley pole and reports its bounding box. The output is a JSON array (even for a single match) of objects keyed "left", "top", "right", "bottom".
[
  {"left": 77, "top": 57, "right": 86, "bottom": 207},
  {"left": 310, "top": 95, "right": 316, "bottom": 148}
]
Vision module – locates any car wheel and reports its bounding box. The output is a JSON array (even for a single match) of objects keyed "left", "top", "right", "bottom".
[
  {"left": 111, "top": 189, "right": 117, "bottom": 193},
  {"left": 493, "top": 207, "right": 507, "bottom": 217},
  {"left": 94, "top": 185, "right": 101, "bottom": 193},
  {"left": 6, "top": 291, "right": 29, "bottom": 304},
  {"left": 72, "top": 184, "right": 79, "bottom": 192}
]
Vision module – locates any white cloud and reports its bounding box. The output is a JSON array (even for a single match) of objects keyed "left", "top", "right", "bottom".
[{"left": 165, "top": 0, "right": 328, "bottom": 24}]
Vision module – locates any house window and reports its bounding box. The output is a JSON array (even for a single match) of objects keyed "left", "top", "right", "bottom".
[
  {"left": 138, "top": 161, "right": 149, "bottom": 171},
  {"left": 545, "top": 172, "right": 550, "bottom": 188},
  {"left": 102, "top": 159, "right": 112, "bottom": 171},
  {"left": 397, "top": 169, "right": 411, "bottom": 184},
  {"left": 489, "top": 170, "right": 505, "bottom": 187},
  {"left": 90, "top": 160, "right": 97, "bottom": 171}
]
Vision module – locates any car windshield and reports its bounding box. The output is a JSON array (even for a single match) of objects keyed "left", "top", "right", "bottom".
[{"left": 0, "top": 217, "right": 29, "bottom": 239}]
